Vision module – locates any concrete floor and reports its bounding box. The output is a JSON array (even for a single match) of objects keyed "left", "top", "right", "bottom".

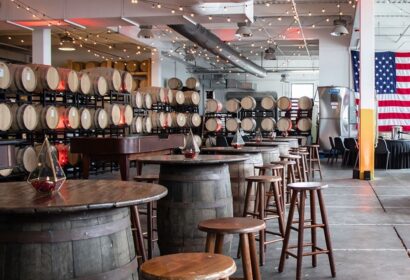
[{"left": 94, "top": 160, "right": 410, "bottom": 279}]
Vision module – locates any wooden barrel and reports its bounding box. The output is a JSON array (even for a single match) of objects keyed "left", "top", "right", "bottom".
[
  {"left": 66, "top": 144, "right": 81, "bottom": 166},
  {"left": 105, "top": 103, "right": 121, "bottom": 126},
  {"left": 260, "top": 148, "right": 280, "bottom": 169},
  {"left": 140, "top": 60, "right": 150, "bottom": 72},
  {"left": 29, "top": 64, "right": 60, "bottom": 92},
  {"left": 131, "top": 79, "right": 139, "bottom": 92},
  {"left": 225, "top": 118, "right": 241, "bottom": 132},
  {"left": 84, "top": 68, "right": 122, "bottom": 92},
  {"left": 277, "top": 117, "right": 292, "bottom": 131},
  {"left": 170, "top": 90, "right": 185, "bottom": 106},
  {"left": 71, "top": 62, "right": 84, "bottom": 72},
  {"left": 114, "top": 61, "right": 126, "bottom": 71},
  {"left": 205, "top": 118, "right": 222, "bottom": 132},
  {"left": 261, "top": 96, "right": 276, "bottom": 110},
  {"left": 141, "top": 87, "right": 166, "bottom": 104},
  {"left": 168, "top": 77, "right": 183, "bottom": 90},
  {"left": 121, "top": 71, "right": 133, "bottom": 93},
  {"left": 85, "top": 61, "right": 100, "bottom": 69},
  {"left": 79, "top": 108, "right": 92, "bottom": 130},
  {"left": 15, "top": 146, "right": 38, "bottom": 173},
  {"left": 8, "top": 64, "right": 37, "bottom": 93},
  {"left": 184, "top": 91, "right": 200, "bottom": 105},
  {"left": 92, "top": 108, "right": 109, "bottom": 129},
  {"left": 143, "top": 92, "right": 153, "bottom": 109},
  {"left": 225, "top": 98, "right": 241, "bottom": 113},
  {"left": 126, "top": 60, "right": 139, "bottom": 72},
  {"left": 297, "top": 118, "right": 312, "bottom": 132},
  {"left": 139, "top": 79, "right": 148, "bottom": 88},
  {"left": 261, "top": 117, "right": 276, "bottom": 132},
  {"left": 0, "top": 62, "right": 11, "bottom": 89},
  {"left": 0, "top": 208, "right": 138, "bottom": 280},
  {"left": 0, "top": 103, "right": 12, "bottom": 131},
  {"left": 229, "top": 153, "right": 263, "bottom": 217},
  {"left": 205, "top": 137, "right": 216, "bottom": 147},
  {"left": 100, "top": 61, "right": 111, "bottom": 68},
  {"left": 170, "top": 112, "right": 187, "bottom": 128},
  {"left": 57, "top": 68, "right": 79, "bottom": 93},
  {"left": 131, "top": 116, "right": 143, "bottom": 133},
  {"left": 206, "top": 99, "right": 223, "bottom": 113},
  {"left": 185, "top": 77, "right": 199, "bottom": 90},
  {"left": 240, "top": 96, "right": 257, "bottom": 110},
  {"left": 194, "top": 135, "right": 202, "bottom": 148},
  {"left": 143, "top": 116, "right": 152, "bottom": 133},
  {"left": 241, "top": 117, "right": 257, "bottom": 132},
  {"left": 59, "top": 106, "right": 80, "bottom": 129},
  {"left": 36, "top": 105, "right": 60, "bottom": 130},
  {"left": 89, "top": 75, "right": 108, "bottom": 96},
  {"left": 186, "top": 113, "right": 201, "bottom": 128},
  {"left": 131, "top": 91, "right": 143, "bottom": 108},
  {"left": 277, "top": 96, "right": 292, "bottom": 111},
  {"left": 122, "top": 105, "right": 133, "bottom": 126},
  {"left": 11, "top": 104, "right": 38, "bottom": 131},
  {"left": 156, "top": 112, "right": 169, "bottom": 129},
  {"left": 269, "top": 141, "right": 290, "bottom": 156},
  {"left": 298, "top": 96, "right": 313, "bottom": 110},
  {"left": 158, "top": 164, "right": 233, "bottom": 254},
  {"left": 79, "top": 73, "right": 92, "bottom": 95},
  {"left": 0, "top": 169, "right": 13, "bottom": 177}
]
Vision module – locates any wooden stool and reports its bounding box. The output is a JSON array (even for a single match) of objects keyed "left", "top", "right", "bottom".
[
  {"left": 271, "top": 160, "right": 297, "bottom": 203},
  {"left": 289, "top": 151, "right": 309, "bottom": 182},
  {"left": 134, "top": 174, "right": 159, "bottom": 259},
  {"left": 307, "top": 145, "right": 323, "bottom": 179},
  {"left": 255, "top": 164, "right": 286, "bottom": 211},
  {"left": 140, "top": 252, "right": 236, "bottom": 280},
  {"left": 279, "top": 182, "right": 336, "bottom": 280},
  {"left": 198, "top": 217, "right": 265, "bottom": 280},
  {"left": 281, "top": 154, "right": 304, "bottom": 182},
  {"left": 243, "top": 176, "right": 285, "bottom": 265}
]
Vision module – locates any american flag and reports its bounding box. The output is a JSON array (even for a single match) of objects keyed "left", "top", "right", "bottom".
[{"left": 351, "top": 51, "right": 410, "bottom": 132}]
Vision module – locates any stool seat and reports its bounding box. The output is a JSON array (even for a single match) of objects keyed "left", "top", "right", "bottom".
[
  {"left": 255, "top": 164, "right": 284, "bottom": 170},
  {"left": 281, "top": 154, "right": 302, "bottom": 160},
  {"left": 141, "top": 253, "right": 236, "bottom": 280},
  {"left": 288, "top": 182, "right": 328, "bottom": 190},
  {"left": 307, "top": 144, "right": 320, "bottom": 148},
  {"left": 272, "top": 160, "right": 296, "bottom": 166},
  {"left": 134, "top": 174, "right": 159, "bottom": 182},
  {"left": 199, "top": 217, "right": 266, "bottom": 234},
  {"left": 246, "top": 175, "right": 282, "bottom": 183}
]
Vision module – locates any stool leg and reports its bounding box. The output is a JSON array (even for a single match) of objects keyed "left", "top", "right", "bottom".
[
  {"left": 273, "top": 182, "right": 286, "bottom": 237},
  {"left": 215, "top": 233, "right": 225, "bottom": 254},
  {"left": 248, "top": 233, "right": 261, "bottom": 280},
  {"left": 130, "top": 206, "right": 147, "bottom": 264},
  {"left": 205, "top": 232, "right": 217, "bottom": 253},
  {"left": 296, "top": 191, "right": 306, "bottom": 280},
  {"left": 258, "top": 182, "right": 266, "bottom": 266},
  {"left": 147, "top": 202, "right": 154, "bottom": 259},
  {"left": 316, "top": 148, "right": 323, "bottom": 180},
  {"left": 310, "top": 190, "right": 317, "bottom": 267},
  {"left": 240, "top": 233, "right": 253, "bottom": 280},
  {"left": 317, "top": 190, "right": 336, "bottom": 277},
  {"left": 279, "top": 191, "right": 298, "bottom": 273},
  {"left": 243, "top": 180, "right": 253, "bottom": 217},
  {"left": 309, "top": 148, "right": 314, "bottom": 179}
]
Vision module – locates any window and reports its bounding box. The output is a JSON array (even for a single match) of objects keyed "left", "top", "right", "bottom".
[{"left": 291, "top": 83, "right": 315, "bottom": 99}]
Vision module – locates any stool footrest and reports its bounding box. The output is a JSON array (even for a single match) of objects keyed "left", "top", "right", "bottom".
[
  {"left": 285, "top": 247, "right": 330, "bottom": 259},
  {"left": 290, "top": 223, "right": 325, "bottom": 231}
]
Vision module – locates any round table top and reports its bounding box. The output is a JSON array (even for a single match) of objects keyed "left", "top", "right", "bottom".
[
  {"left": 245, "top": 141, "right": 279, "bottom": 147},
  {"left": 287, "top": 182, "right": 328, "bottom": 190},
  {"left": 201, "top": 146, "right": 277, "bottom": 154},
  {"left": 263, "top": 137, "right": 299, "bottom": 142},
  {"left": 135, "top": 154, "right": 249, "bottom": 165},
  {"left": 0, "top": 180, "right": 168, "bottom": 214}
]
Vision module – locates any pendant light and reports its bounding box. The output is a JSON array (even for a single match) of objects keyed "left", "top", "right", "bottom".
[
  {"left": 137, "top": 25, "right": 154, "bottom": 39},
  {"left": 58, "top": 35, "right": 76, "bottom": 51},
  {"left": 235, "top": 22, "right": 252, "bottom": 38},
  {"left": 331, "top": 19, "right": 349, "bottom": 36}
]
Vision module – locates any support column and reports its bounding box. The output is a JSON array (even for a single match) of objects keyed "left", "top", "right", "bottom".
[
  {"left": 358, "top": 0, "right": 375, "bottom": 180},
  {"left": 32, "top": 28, "right": 52, "bottom": 65},
  {"left": 151, "top": 51, "right": 162, "bottom": 87}
]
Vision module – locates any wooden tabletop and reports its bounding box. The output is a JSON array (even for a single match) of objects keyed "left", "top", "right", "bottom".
[
  {"left": 201, "top": 146, "right": 277, "bottom": 154},
  {"left": 0, "top": 180, "right": 168, "bottom": 214},
  {"left": 135, "top": 154, "right": 249, "bottom": 165},
  {"left": 262, "top": 137, "right": 299, "bottom": 142},
  {"left": 245, "top": 141, "right": 279, "bottom": 147}
]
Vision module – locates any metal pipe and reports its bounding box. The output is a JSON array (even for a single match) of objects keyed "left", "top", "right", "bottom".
[{"left": 168, "top": 22, "right": 268, "bottom": 78}]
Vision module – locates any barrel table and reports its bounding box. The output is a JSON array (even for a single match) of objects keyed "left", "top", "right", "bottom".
[
  {"left": 201, "top": 146, "right": 280, "bottom": 217},
  {"left": 263, "top": 137, "right": 299, "bottom": 148},
  {"left": 0, "top": 180, "right": 167, "bottom": 280},
  {"left": 135, "top": 155, "right": 248, "bottom": 255}
]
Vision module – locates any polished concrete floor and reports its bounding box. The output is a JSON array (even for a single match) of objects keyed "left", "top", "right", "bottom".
[{"left": 95, "top": 160, "right": 410, "bottom": 279}]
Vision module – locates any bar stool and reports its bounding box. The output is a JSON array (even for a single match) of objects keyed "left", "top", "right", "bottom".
[
  {"left": 198, "top": 217, "right": 265, "bottom": 280},
  {"left": 279, "top": 182, "right": 336, "bottom": 280},
  {"left": 134, "top": 174, "right": 159, "bottom": 259},
  {"left": 271, "top": 160, "right": 297, "bottom": 186},
  {"left": 280, "top": 154, "right": 303, "bottom": 182},
  {"left": 307, "top": 144, "right": 323, "bottom": 179},
  {"left": 141, "top": 252, "right": 236, "bottom": 280},
  {"left": 289, "top": 151, "right": 309, "bottom": 182},
  {"left": 255, "top": 164, "right": 285, "bottom": 210},
  {"left": 243, "top": 175, "right": 285, "bottom": 265}
]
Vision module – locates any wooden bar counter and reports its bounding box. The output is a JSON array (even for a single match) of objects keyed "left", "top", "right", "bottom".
[
  {"left": 0, "top": 180, "right": 167, "bottom": 280},
  {"left": 135, "top": 154, "right": 248, "bottom": 255}
]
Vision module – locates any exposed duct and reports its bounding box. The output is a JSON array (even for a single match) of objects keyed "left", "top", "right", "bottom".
[{"left": 168, "top": 22, "right": 267, "bottom": 78}]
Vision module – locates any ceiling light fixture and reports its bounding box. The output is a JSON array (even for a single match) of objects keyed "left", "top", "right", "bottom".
[
  {"left": 264, "top": 47, "right": 276, "bottom": 60},
  {"left": 235, "top": 22, "right": 252, "bottom": 38},
  {"left": 63, "top": 19, "right": 86, "bottom": 29},
  {"left": 331, "top": 18, "right": 349, "bottom": 36},
  {"left": 58, "top": 35, "right": 76, "bottom": 51},
  {"left": 137, "top": 25, "right": 154, "bottom": 39}
]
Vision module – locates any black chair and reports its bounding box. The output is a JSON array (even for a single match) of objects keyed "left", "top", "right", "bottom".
[
  {"left": 334, "top": 137, "right": 348, "bottom": 165},
  {"left": 375, "top": 138, "right": 390, "bottom": 170},
  {"left": 216, "top": 135, "right": 229, "bottom": 147},
  {"left": 327, "top": 137, "right": 338, "bottom": 163},
  {"left": 344, "top": 138, "right": 358, "bottom": 166}
]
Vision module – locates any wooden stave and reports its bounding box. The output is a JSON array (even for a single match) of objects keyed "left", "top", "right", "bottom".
[
  {"left": 205, "top": 118, "right": 222, "bottom": 132},
  {"left": 225, "top": 98, "right": 241, "bottom": 113},
  {"left": 15, "top": 146, "right": 38, "bottom": 173},
  {"left": 241, "top": 117, "right": 257, "bottom": 132},
  {"left": 79, "top": 108, "right": 92, "bottom": 130},
  {"left": 0, "top": 62, "right": 11, "bottom": 90},
  {"left": 240, "top": 96, "right": 257, "bottom": 110},
  {"left": 0, "top": 103, "right": 13, "bottom": 131},
  {"left": 8, "top": 64, "right": 37, "bottom": 93},
  {"left": 260, "top": 96, "right": 277, "bottom": 110},
  {"left": 277, "top": 117, "right": 293, "bottom": 131},
  {"left": 225, "top": 118, "right": 241, "bottom": 132},
  {"left": 277, "top": 96, "right": 292, "bottom": 111},
  {"left": 261, "top": 117, "right": 276, "bottom": 132},
  {"left": 11, "top": 104, "right": 39, "bottom": 131}
]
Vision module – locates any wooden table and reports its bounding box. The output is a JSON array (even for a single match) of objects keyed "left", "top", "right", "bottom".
[
  {"left": 70, "top": 135, "right": 184, "bottom": 181},
  {"left": 136, "top": 154, "right": 248, "bottom": 255},
  {"left": 0, "top": 180, "right": 167, "bottom": 280},
  {"left": 262, "top": 137, "right": 299, "bottom": 148},
  {"left": 201, "top": 146, "right": 280, "bottom": 216}
]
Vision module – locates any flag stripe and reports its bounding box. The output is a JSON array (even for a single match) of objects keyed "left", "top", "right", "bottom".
[
  {"left": 396, "top": 64, "right": 410, "bottom": 70},
  {"left": 396, "top": 76, "right": 410, "bottom": 82},
  {"left": 396, "top": 88, "right": 410, "bottom": 94},
  {"left": 378, "top": 113, "right": 410, "bottom": 119},
  {"left": 378, "top": 125, "right": 410, "bottom": 132},
  {"left": 395, "top": 52, "right": 410, "bottom": 58}
]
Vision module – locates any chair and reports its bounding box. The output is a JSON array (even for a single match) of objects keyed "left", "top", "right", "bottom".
[
  {"left": 216, "top": 135, "right": 229, "bottom": 147},
  {"left": 327, "top": 137, "right": 337, "bottom": 163},
  {"left": 375, "top": 138, "right": 390, "bottom": 170},
  {"left": 334, "top": 137, "right": 348, "bottom": 165},
  {"left": 344, "top": 138, "right": 358, "bottom": 166}
]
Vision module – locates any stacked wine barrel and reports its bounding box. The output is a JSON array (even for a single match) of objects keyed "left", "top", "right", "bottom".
[{"left": 277, "top": 95, "right": 313, "bottom": 133}]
